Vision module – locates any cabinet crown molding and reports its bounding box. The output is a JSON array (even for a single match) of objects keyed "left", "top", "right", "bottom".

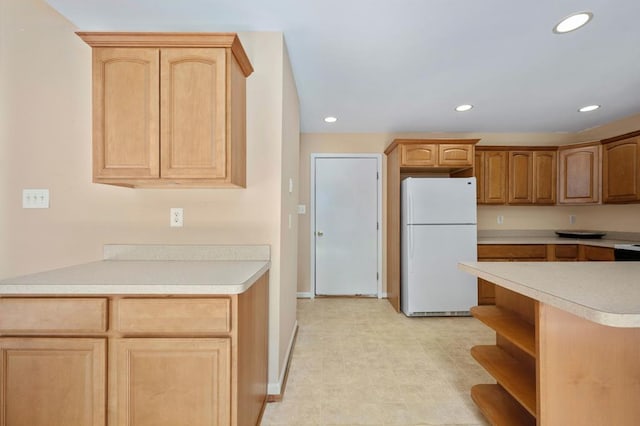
[
  {"left": 601, "top": 129, "right": 640, "bottom": 145},
  {"left": 76, "top": 32, "right": 254, "bottom": 77},
  {"left": 384, "top": 138, "right": 479, "bottom": 155}
]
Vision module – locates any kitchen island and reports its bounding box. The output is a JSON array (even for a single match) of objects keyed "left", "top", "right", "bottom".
[
  {"left": 0, "top": 244, "right": 270, "bottom": 426},
  {"left": 459, "top": 261, "right": 640, "bottom": 426}
]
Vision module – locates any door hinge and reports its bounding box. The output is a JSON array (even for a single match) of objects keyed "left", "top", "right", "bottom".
[
  {"left": 376, "top": 172, "right": 379, "bottom": 180},
  {"left": 377, "top": 272, "right": 379, "bottom": 281},
  {"left": 376, "top": 222, "right": 379, "bottom": 230}
]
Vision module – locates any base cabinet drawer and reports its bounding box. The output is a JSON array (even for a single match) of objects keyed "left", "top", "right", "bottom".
[
  {"left": 478, "top": 244, "right": 547, "bottom": 260},
  {"left": 114, "top": 298, "right": 231, "bottom": 335},
  {"left": 110, "top": 338, "right": 230, "bottom": 426},
  {"left": 0, "top": 337, "right": 106, "bottom": 426},
  {"left": 0, "top": 298, "right": 108, "bottom": 334}
]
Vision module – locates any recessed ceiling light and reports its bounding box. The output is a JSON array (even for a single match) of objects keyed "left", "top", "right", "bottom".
[
  {"left": 455, "top": 104, "right": 473, "bottom": 112},
  {"left": 324, "top": 116, "right": 337, "bottom": 123},
  {"left": 578, "top": 104, "right": 600, "bottom": 112},
  {"left": 553, "top": 12, "right": 593, "bottom": 34}
]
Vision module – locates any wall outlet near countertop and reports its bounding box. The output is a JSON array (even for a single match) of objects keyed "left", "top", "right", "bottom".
[
  {"left": 497, "top": 215, "right": 504, "bottom": 225},
  {"left": 569, "top": 214, "right": 576, "bottom": 225},
  {"left": 170, "top": 208, "right": 184, "bottom": 227}
]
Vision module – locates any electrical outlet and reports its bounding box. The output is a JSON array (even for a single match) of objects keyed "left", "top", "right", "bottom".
[
  {"left": 23, "top": 189, "right": 50, "bottom": 208},
  {"left": 569, "top": 215, "right": 576, "bottom": 225},
  {"left": 170, "top": 208, "right": 184, "bottom": 227},
  {"left": 497, "top": 215, "right": 504, "bottom": 225}
]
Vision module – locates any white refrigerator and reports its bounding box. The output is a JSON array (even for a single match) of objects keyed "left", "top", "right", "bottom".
[{"left": 401, "top": 177, "right": 478, "bottom": 316}]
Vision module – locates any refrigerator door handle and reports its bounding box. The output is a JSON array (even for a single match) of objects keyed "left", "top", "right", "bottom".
[
  {"left": 408, "top": 226, "right": 414, "bottom": 260},
  {"left": 408, "top": 190, "right": 413, "bottom": 226},
  {"left": 407, "top": 190, "right": 414, "bottom": 259}
]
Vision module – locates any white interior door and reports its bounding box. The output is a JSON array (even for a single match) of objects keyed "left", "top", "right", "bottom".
[{"left": 314, "top": 156, "right": 379, "bottom": 296}]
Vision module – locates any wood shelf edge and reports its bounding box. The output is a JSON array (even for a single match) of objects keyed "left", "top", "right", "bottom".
[
  {"left": 471, "top": 305, "right": 536, "bottom": 357},
  {"left": 471, "top": 345, "right": 536, "bottom": 417},
  {"left": 471, "top": 384, "right": 536, "bottom": 426}
]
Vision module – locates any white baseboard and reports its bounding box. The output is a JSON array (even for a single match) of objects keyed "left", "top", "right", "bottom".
[
  {"left": 267, "top": 320, "right": 298, "bottom": 396},
  {"left": 298, "top": 292, "right": 386, "bottom": 299}
]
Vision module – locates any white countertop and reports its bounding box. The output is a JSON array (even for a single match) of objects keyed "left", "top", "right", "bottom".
[
  {"left": 459, "top": 261, "right": 640, "bottom": 328},
  {"left": 0, "top": 260, "right": 270, "bottom": 295},
  {"left": 477, "top": 236, "right": 633, "bottom": 248},
  {"left": 0, "top": 244, "right": 271, "bottom": 295}
]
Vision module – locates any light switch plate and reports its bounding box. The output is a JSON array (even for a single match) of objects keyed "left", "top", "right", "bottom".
[
  {"left": 23, "top": 189, "right": 49, "bottom": 208},
  {"left": 297, "top": 204, "right": 306, "bottom": 214}
]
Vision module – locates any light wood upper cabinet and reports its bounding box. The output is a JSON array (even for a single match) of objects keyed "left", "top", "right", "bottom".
[
  {"left": 439, "top": 144, "right": 474, "bottom": 166},
  {"left": 558, "top": 143, "right": 601, "bottom": 204},
  {"left": 602, "top": 133, "right": 640, "bottom": 203},
  {"left": 0, "top": 338, "right": 106, "bottom": 426},
  {"left": 532, "top": 151, "right": 556, "bottom": 204},
  {"left": 92, "top": 48, "right": 160, "bottom": 179},
  {"left": 507, "top": 150, "right": 556, "bottom": 205},
  {"left": 160, "top": 48, "right": 227, "bottom": 180},
  {"left": 508, "top": 151, "right": 534, "bottom": 204},
  {"left": 391, "top": 139, "right": 476, "bottom": 169},
  {"left": 476, "top": 150, "right": 508, "bottom": 204},
  {"left": 400, "top": 143, "right": 438, "bottom": 167},
  {"left": 78, "top": 33, "right": 253, "bottom": 188},
  {"left": 474, "top": 151, "right": 484, "bottom": 202}
]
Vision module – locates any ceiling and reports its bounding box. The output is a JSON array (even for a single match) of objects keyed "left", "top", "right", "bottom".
[{"left": 46, "top": 0, "right": 640, "bottom": 134}]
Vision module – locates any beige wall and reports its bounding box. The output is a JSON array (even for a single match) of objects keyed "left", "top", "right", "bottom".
[
  {"left": 297, "top": 123, "right": 640, "bottom": 294},
  {"left": 1, "top": 0, "right": 298, "bottom": 393},
  {"left": 277, "top": 41, "right": 300, "bottom": 389}
]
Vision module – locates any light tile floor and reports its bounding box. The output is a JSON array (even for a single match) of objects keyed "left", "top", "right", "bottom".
[{"left": 262, "top": 298, "right": 495, "bottom": 426}]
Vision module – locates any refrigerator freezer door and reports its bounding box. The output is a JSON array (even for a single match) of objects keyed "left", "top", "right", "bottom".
[
  {"left": 401, "top": 224, "right": 477, "bottom": 315},
  {"left": 402, "top": 178, "right": 477, "bottom": 225}
]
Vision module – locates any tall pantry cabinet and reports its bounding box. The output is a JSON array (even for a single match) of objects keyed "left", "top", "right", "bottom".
[
  {"left": 384, "top": 139, "right": 478, "bottom": 312},
  {"left": 78, "top": 33, "right": 253, "bottom": 188}
]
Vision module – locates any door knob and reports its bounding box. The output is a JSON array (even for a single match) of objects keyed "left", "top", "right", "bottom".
[{"left": 316, "top": 231, "right": 324, "bottom": 236}]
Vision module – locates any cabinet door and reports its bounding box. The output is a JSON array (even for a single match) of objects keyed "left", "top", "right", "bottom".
[
  {"left": 400, "top": 144, "right": 437, "bottom": 166},
  {"left": 533, "top": 151, "right": 557, "bottom": 204},
  {"left": 111, "top": 338, "right": 230, "bottom": 426},
  {"left": 0, "top": 338, "right": 106, "bottom": 426},
  {"left": 508, "top": 151, "right": 533, "bottom": 204},
  {"left": 160, "top": 48, "right": 227, "bottom": 179},
  {"left": 603, "top": 137, "right": 640, "bottom": 203},
  {"left": 559, "top": 144, "right": 600, "bottom": 204},
  {"left": 475, "top": 151, "right": 484, "bottom": 202},
  {"left": 579, "top": 245, "right": 615, "bottom": 261},
  {"left": 484, "top": 151, "right": 508, "bottom": 204},
  {"left": 438, "top": 144, "right": 473, "bottom": 166},
  {"left": 93, "top": 48, "right": 160, "bottom": 180}
]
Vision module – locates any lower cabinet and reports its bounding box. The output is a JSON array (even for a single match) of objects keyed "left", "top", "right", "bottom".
[
  {"left": 579, "top": 244, "right": 615, "bottom": 261},
  {"left": 477, "top": 245, "right": 547, "bottom": 305},
  {"left": 0, "top": 271, "right": 269, "bottom": 426},
  {"left": 0, "top": 338, "right": 106, "bottom": 426},
  {"left": 477, "top": 244, "right": 614, "bottom": 304},
  {"left": 471, "top": 284, "right": 640, "bottom": 425},
  {"left": 111, "top": 338, "right": 230, "bottom": 426}
]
